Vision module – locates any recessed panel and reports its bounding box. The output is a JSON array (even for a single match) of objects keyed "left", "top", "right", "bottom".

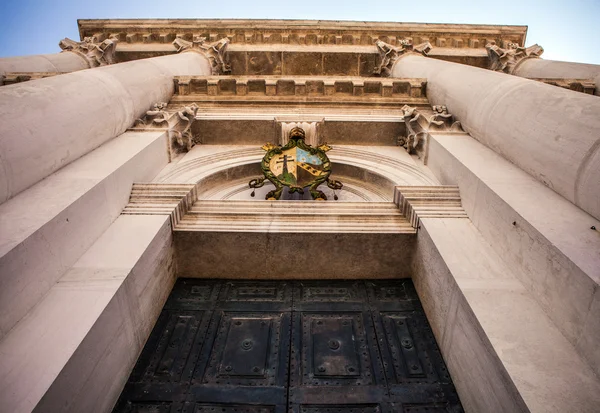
[
  {"left": 311, "top": 316, "right": 360, "bottom": 377},
  {"left": 130, "top": 310, "right": 211, "bottom": 383},
  {"left": 200, "top": 312, "right": 287, "bottom": 386},
  {"left": 296, "top": 312, "right": 379, "bottom": 386}
]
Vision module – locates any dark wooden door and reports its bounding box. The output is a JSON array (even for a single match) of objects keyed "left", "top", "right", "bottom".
[{"left": 112, "top": 280, "right": 463, "bottom": 413}]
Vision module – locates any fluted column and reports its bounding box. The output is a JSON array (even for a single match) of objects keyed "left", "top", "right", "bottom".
[
  {"left": 392, "top": 53, "right": 600, "bottom": 220},
  {"left": 0, "top": 50, "right": 213, "bottom": 204},
  {"left": 513, "top": 59, "right": 600, "bottom": 96}
]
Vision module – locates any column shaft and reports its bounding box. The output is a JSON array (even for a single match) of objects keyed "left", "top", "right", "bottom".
[
  {"left": 0, "top": 52, "right": 90, "bottom": 79},
  {"left": 0, "top": 52, "right": 211, "bottom": 204},
  {"left": 392, "top": 54, "right": 600, "bottom": 220},
  {"left": 514, "top": 58, "right": 600, "bottom": 96}
]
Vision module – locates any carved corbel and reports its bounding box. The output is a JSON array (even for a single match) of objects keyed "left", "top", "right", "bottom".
[
  {"left": 172, "top": 36, "right": 231, "bottom": 75},
  {"left": 58, "top": 36, "right": 118, "bottom": 67},
  {"left": 486, "top": 42, "right": 544, "bottom": 74},
  {"left": 131, "top": 102, "right": 199, "bottom": 160},
  {"left": 399, "top": 105, "right": 462, "bottom": 164},
  {"left": 374, "top": 39, "right": 432, "bottom": 77},
  {"left": 168, "top": 104, "right": 199, "bottom": 158},
  {"left": 134, "top": 102, "right": 170, "bottom": 127}
]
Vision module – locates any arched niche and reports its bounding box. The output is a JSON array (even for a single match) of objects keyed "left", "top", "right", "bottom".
[{"left": 155, "top": 146, "right": 438, "bottom": 201}]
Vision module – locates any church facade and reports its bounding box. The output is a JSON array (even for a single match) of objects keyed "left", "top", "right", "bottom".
[{"left": 0, "top": 19, "right": 599, "bottom": 413}]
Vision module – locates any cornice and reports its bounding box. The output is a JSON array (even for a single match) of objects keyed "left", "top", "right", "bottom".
[{"left": 77, "top": 19, "right": 527, "bottom": 51}]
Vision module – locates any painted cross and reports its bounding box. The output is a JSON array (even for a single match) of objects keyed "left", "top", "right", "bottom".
[{"left": 275, "top": 154, "right": 295, "bottom": 175}]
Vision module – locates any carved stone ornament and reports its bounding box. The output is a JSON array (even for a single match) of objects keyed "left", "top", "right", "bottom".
[
  {"left": 172, "top": 36, "right": 231, "bottom": 75},
  {"left": 134, "top": 102, "right": 170, "bottom": 127},
  {"left": 132, "top": 102, "right": 199, "bottom": 160},
  {"left": 399, "top": 105, "right": 463, "bottom": 164},
  {"left": 486, "top": 42, "right": 544, "bottom": 74},
  {"left": 59, "top": 37, "right": 118, "bottom": 67},
  {"left": 374, "top": 39, "right": 432, "bottom": 77},
  {"left": 248, "top": 127, "right": 343, "bottom": 201},
  {"left": 168, "top": 104, "right": 199, "bottom": 157}
]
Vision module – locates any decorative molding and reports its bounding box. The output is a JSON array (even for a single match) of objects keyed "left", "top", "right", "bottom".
[
  {"left": 134, "top": 102, "right": 170, "bottom": 127},
  {"left": 122, "top": 184, "right": 416, "bottom": 234},
  {"left": 58, "top": 36, "right": 118, "bottom": 67},
  {"left": 533, "top": 78, "right": 596, "bottom": 95},
  {"left": 172, "top": 36, "right": 231, "bottom": 75},
  {"left": 394, "top": 186, "right": 468, "bottom": 229},
  {"left": 399, "top": 105, "right": 463, "bottom": 164},
  {"left": 122, "top": 183, "right": 198, "bottom": 228},
  {"left": 171, "top": 76, "right": 427, "bottom": 106},
  {"left": 486, "top": 42, "right": 544, "bottom": 74},
  {"left": 374, "top": 39, "right": 432, "bottom": 77}
]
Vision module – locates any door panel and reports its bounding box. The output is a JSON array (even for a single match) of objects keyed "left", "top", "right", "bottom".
[{"left": 113, "top": 280, "right": 462, "bottom": 413}]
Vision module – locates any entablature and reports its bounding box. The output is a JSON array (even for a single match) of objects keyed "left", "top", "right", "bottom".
[
  {"left": 79, "top": 19, "right": 527, "bottom": 49},
  {"left": 78, "top": 19, "right": 527, "bottom": 71}
]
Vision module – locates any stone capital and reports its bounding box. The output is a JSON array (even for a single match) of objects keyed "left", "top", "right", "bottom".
[
  {"left": 172, "top": 36, "right": 231, "bottom": 75},
  {"left": 486, "top": 42, "right": 544, "bottom": 74},
  {"left": 58, "top": 36, "right": 118, "bottom": 67},
  {"left": 374, "top": 39, "right": 432, "bottom": 77}
]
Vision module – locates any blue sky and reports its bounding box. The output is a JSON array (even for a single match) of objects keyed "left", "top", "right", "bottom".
[{"left": 1, "top": 0, "right": 599, "bottom": 64}]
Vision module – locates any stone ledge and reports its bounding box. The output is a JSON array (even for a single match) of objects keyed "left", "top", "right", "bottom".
[
  {"left": 122, "top": 185, "right": 416, "bottom": 234},
  {"left": 394, "top": 185, "right": 468, "bottom": 228}
]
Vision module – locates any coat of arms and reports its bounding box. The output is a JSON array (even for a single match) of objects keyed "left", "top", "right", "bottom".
[{"left": 249, "top": 127, "right": 343, "bottom": 200}]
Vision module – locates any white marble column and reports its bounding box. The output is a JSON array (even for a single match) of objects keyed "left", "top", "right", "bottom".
[
  {"left": 513, "top": 58, "right": 600, "bottom": 96},
  {"left": 392, "top": 53, "right": 600, "bottom": 221},
  {"left": 0, "top": 51, "right": 212, "bottom": 204},
  {"left": 0, "top": 52, "right": 90, "bottom": 79}
]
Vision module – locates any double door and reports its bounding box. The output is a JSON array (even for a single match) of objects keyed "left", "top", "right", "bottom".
[{"left": 113, "top": 279, "right": 463, "bottom": 413}]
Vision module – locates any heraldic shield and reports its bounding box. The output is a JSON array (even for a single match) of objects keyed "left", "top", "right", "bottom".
[{"left": 249, "top": 127, "right": 343, "bottom": 200}]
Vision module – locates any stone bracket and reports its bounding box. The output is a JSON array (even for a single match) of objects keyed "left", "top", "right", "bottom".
[
  {"left": 399, "top": 105, "right": 463, "bottom": 164},
  {"left": 394, "top": 186, "right": 468, "bottom": 229},
  {"left": 130, "top": 102, "right": 199, "bottom": 161}
]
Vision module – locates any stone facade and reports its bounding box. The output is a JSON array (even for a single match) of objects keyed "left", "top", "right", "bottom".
[{"left": 0, "top": 19, "right": 599, "bottom": 413}]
